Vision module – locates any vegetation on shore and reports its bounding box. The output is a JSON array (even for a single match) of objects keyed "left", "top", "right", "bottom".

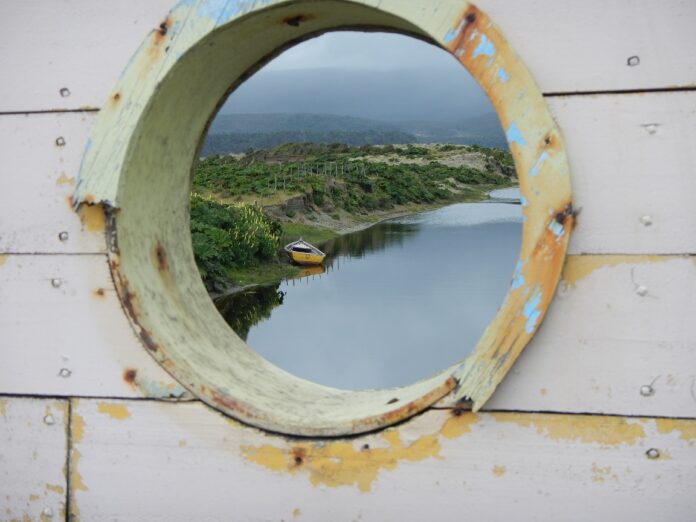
[{"left": 190, "top": 142, "right": 515, "bottom": 291}]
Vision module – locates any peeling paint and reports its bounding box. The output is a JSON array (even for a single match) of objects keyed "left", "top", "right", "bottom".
[
  {"left": 561, "top": 255, "right": 676, "bottom": 289},
  {"left": 0, "top": 399, "right": 5, "bottom": 416},
  {"left": 96, "top": 402, "right": 130, "bottom": 420},
  {"left": 472, "top": 33, "right": 495, "bottom": 59},
  {"left": 77, "top": 203, "right": 106, "bottom": 232},
  {"left": 70, "top": 405, "right": 89, "bottom": 501},
  {"left": 56, "top": 173, "right": 76, "bottom": 186},
  {"left": 45, "top": 484, "right": 64, "bottom": 495},
  {"left": 655, "top": 419, "right": 696, "bottom": 442},
  {"left": 505, "top": 121, "right": 526, "bottom": 147},
  {"left": 489, "top": 413, "right": 646, "bottom": 445}
]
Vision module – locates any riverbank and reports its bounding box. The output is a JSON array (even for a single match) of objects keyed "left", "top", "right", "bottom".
[{"left": 219, "top": 183, "right": 514, "bottom": 293}]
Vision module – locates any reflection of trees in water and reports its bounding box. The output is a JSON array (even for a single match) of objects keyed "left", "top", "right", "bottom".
[
  {"left": 322, "top": 223, "right": 420, "bottom": 269},
  {"left": 215, "top": 223, "right": 419, "bottom": 337},
  {"left": 215, "top": 284, "right": 284, "bottom": 341}
]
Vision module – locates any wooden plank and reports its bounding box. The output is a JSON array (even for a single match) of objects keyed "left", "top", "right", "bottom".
[
  {"left": 0, "top": 0, "right": 173, "bottom": 112},
  {"left": 0, "top": 397, "right": 68, "bottom": 521},
  {"left": 480, "top": 0, "right": 696, "bottom": 95},
  {"left": 3, "top": 90, "right": 694, "bottom": 255},
  {"left": 0, "top": 254, "right": 186, "bottom": 400},
  {"left": 551, "top": 91, "right": 696, "bottom": 255},
  {"left": 0, "top": 112, "right": 107, "bottom": 254},
  {"left": 475, "top": 255, "right": 696, "bottom": 418},
  {"left": 1, "top": 0, "right": 695, "bottom": 113},
  {"left": 71, "top": 399, "right": 696, "bottom": 521}
]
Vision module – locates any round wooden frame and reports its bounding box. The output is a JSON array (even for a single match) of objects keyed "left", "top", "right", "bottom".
[{"left": 75, "top": 0, "right": 572, "bottom": 436}]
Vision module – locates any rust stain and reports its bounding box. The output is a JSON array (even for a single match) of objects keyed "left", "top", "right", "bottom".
[
  {"left": 110, "top": 92, "right": 121, "bottom": 107},
  {"left": 56, "top": 173, "right": 75, "bottom": 186},
  {"left": 96, "top": 402, "right": 130, "bottom": 420},
  {"left": 489, "top": 412, "right": 646, "bottom": 445},
  {"left": 154, "top": 241, "right": 168, "bottom": 271},
  {"left": 562, "top": 255, "right": 670, "bottom": 288},
  {"left": 492, "top": 465, "right": 507, "bottom": 477},
  {"left": 123, "top": 368, "right": 137, "bottom": 384},
  {"left": 148, "top": 17, "right": 172, "bottom": 61},
  {"left": 655, "top": 419, "right": 696, "bottom": 442},
  {"left": 282, "top": 14, "right": 312, "bottom": 27}
]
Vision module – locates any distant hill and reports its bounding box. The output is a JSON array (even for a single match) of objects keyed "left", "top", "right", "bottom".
[{"left": 202, "top": 112, "right": 507, "bottom": 155}]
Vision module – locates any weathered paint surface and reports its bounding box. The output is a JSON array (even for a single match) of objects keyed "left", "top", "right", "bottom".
[
  {"left": 69, "top": 400, "right": 696, "bottom": 520},
  {"left": 74, "top": 0, "right": 571, "bottom": 436}
]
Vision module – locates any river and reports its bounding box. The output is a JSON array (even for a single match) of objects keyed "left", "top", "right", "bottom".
[{"left": 215, "top": 188, "right": 522, "bottom": 390}]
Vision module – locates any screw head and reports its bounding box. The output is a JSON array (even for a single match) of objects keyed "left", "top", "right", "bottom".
[
  {"left": 43, "top": 414, "right": 55, "bottom": 425},
  {"left": 636, "top": 285, "right": 648, "bottom": 297},
  {"left": 646, "top": 448, "right": 660, "bottom": 459},
  {"left": 640, "top": 215, "right": 653, "bottom": 227},
  {"left": 59, "top": 87, "right": 71, "bottom": 98},
  {"left": 58, "top": 231, "right": 69, "bottom": 241},
  {"left": 55, "top": 137, "right": 66, "bottom": 147},
  {"left": 639, "top": 384, "right": 654, "bottom": 396},
  {"left": 50, "top": 278, "right": 62, "bottom": 288},
  {"left": 627, "top": 56, "right": 640, "bottom": 66},
  {"left": 58, "top": 368, "right": 72, "bottom": 378},
  {"left": 42, "top": 506, "right": 54, "bottom": 517}
]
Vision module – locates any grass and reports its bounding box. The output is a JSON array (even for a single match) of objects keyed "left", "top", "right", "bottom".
[
  {"left": 227, "top": 261, "right": 299, "bottom": 287},
  {"left": 280, "top": 222, "right": 339, "bottom": 246}
]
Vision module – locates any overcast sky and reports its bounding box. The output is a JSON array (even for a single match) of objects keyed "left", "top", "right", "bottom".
[{"left": 220, "top": 31, "right": 492, "bottom": 121}]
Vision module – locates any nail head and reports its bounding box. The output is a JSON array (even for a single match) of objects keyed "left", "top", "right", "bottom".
[
  {"left": 43, "top": 414, "right": 55, "bottom": 425},
  {"left": 640, "top": 215, "right": 653, "bottom": 227},
  {"left": 58, "top": 368, "right": 72, "bottom": 378},
  {"left": 636, "top": 285, "right": 648, "bottom": 297},
  {"left": 55, "top": 137, "right": 66, "bottom": 147},
  {"left": 58, "top": 231, "right": 69, "bottom": 241},
  {"left": 50, "top": 278, "right": 62, "bottom": 288},
  {"left": 639, "top": 384, "right": 654, "bottom": 396},
  {"left": 627, "top": 56, "right": 640, "bottom": 66},
  {"left": 646, "top": 448, "right": 660, "bottom": 459},
  {"left": 59, "top": 87, "right": 71, "bottom": 97}
]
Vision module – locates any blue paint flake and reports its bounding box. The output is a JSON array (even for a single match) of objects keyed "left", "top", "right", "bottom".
[
  {"left": 443, "top": 20, "right": 464, "bottom": 44},
  {"left": 548, "top": 219, "right": 565, "bottom": 239},
  {"left": 497, "top": 67, "right": 509, "bottom": 82},
  {"left": 523, "top": 287, "right": 542, "bottom": 333},
  {"left": 506, "top": 122, "right": 526, "bottom": 147},
  {"left": 529, "top": 151, "right": 549, "bottom": 177},
  {"left": 180, "top": 0, "right": 273, "bottom": 25},
  {"left": 472, "top": 34, "right": 495, "bottom": 59},
  {"left": 511, "top": 260, "right": 525, "bottom": 290},
  {"left": 520, "top": 196, "right": 528, "bottom": 207}
]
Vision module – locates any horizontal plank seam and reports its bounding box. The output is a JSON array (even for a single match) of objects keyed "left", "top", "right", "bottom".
[
  {"left": 544, "top": 85, "right": 696, "bottom": 97},
  {"left": 2, "top": 393, "right": 693, "bottom": 422},
  {"left": 1, "top": 86, "right": 695, "bottom": 117}
]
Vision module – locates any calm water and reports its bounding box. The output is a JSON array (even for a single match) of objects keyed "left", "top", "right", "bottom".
[{"left": 216, "top": 188, "right": 522, "bottom": 390}]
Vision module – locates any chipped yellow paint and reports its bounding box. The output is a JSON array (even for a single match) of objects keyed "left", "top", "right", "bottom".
[
  {"left": 440, "top": 411, "right": 480, "bottom": 439},
  {"left": 56, "top": 173, "right": 76, "bottom": 186},
  {"left": 292, "top": 508, "right": 301, "bottom": 518},
  {"left": 561, "top": 255, "right": 670, "bottom": 288},
  {"left": 242, "top": 412, "right": 483, "bottom": 492},
  {"left": 70, "top": 448, "right": 88, "bottom": 492},
  {"left": 45, "top": 484, "right": 64, "bottom": 495},
  {"left": 28, "top": 494, "right": 40, "bottom": 501},
  {"left": 77, "top": 203, "right": 105, "bottom": 232},
  {"left": 655, "top": 419, "right": 696, "bottom": 442},
  {"left": 489, "top": 413, "right": 646, "bottom": 445},
  {"left": 0, "top": 255, "right": 8, "bottom": 267},
  {"left": 492, "top": 465, "right": 507, "bottom": 477},
  {"left": 242, "top": 427, "right": 442, "bottom": 493},
  {"left": 96, "top": 402, "right": 130, "bottom": 420},
  {"left": 0, "top": 399, "right": 6, "bottom": 417},
  {"left": 591, "top": 463, "right": 617, "bottom": 483},
  {"left": 71, "top": 406, "right": 85, "bottom": 443},
  {"left": 539, "top": 388, "right": 548, "bottom": 396},
  {"left": 178, "top": 439, "right": 187, "bottom": 448}
]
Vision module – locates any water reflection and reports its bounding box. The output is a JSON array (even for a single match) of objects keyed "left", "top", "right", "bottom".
[{"left": 216, "top": 195, "right": 522, "bottom": 391}]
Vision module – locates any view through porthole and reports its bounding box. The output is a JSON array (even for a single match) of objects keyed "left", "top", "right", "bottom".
[{"left": 190, "top": 31, "right": 521, "bottom": 390}]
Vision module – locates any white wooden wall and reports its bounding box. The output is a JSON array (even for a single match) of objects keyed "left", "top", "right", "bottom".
[{"left": 1, "top": 1, "right": 695, "bottom": 520}]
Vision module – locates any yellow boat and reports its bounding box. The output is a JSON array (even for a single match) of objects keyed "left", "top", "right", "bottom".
[{"left": 284, "top": 238, "right": 326, "bottom": 266}]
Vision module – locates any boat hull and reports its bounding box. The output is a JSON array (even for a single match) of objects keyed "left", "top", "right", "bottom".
[{"left": 288, "top": 251, "right": 326, "bottom": 265}]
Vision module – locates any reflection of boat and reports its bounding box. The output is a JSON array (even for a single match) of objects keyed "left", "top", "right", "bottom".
[
  {"left": 284, "top": 238, "right": 326, "bottom": 266},
  {"left": 296, "top": 265, "right": 326, "bottom": 278}
]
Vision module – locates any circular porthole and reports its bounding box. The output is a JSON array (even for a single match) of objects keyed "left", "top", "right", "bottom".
[{"left": 75, "top": 0, "right": 572, "bottom": 437}]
